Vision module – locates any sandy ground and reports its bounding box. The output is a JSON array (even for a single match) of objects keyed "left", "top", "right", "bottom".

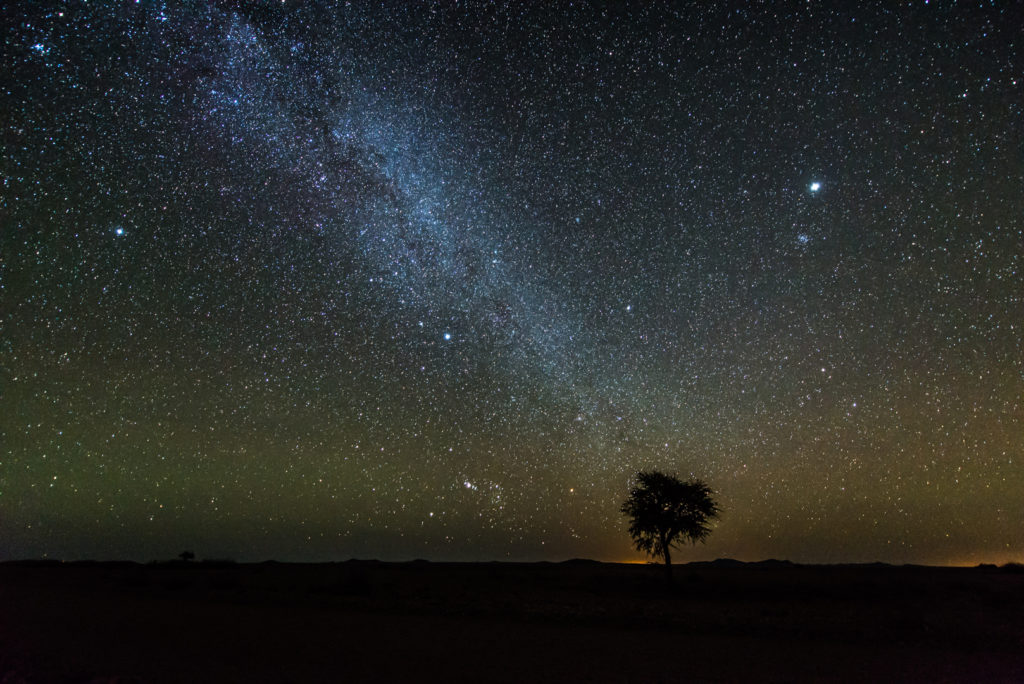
[{"left": 1, "top": 559, "right": 1023, "bottom": 682}]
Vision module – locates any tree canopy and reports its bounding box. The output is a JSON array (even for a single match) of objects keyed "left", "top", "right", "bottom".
[{"left": 620, "top": 471, "right": 719, "bottom": 581}]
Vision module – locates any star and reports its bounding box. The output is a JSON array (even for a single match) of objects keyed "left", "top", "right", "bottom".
[{"left": 809, "top": 182, "right": 822, "bottom": 192}]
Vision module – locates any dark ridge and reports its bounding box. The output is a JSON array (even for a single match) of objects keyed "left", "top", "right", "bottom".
[
  {"left": 1, "top": 559, "right": 64, "bottom": 567},
  {"left": 688, "top": 558, "right": 747, "bottom": 568},
  {"left": 751, "top": 559, "right": 796, "bottom": 568}
]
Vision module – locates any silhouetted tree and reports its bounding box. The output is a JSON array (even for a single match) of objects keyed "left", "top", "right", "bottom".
[
  {"left": 621, "top": 471, "right": 719, "bottom": 583},
  {"left": 178, "top": 550, "right": 195, "bottom": 562}
]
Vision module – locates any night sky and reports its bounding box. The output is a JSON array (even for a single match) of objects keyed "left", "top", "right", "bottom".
[{"left": 3, "top": 2, "right": 1021, "bottom": 565}]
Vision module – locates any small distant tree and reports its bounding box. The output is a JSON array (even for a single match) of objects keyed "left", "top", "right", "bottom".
[
  {"left": 179, "top": 550, "right": 195, "bottom": 562},
  {"left": 621, "top": 471, "right": 719, "bottom": 583}
]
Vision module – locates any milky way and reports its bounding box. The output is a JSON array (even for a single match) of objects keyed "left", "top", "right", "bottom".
[{"left": 3, "top": 2, "right": 1021, "bottom": 564}]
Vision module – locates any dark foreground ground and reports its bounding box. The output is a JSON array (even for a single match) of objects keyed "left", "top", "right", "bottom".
[{"left": 2, "top": 559, "right": 1023, "bottom": 683}]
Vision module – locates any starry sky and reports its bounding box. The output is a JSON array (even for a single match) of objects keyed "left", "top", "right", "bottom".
[{"left": 2, "top": 1, "right": 1021, "bottom": 565}]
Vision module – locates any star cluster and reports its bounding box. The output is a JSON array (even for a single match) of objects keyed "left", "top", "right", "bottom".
[{"left": 2, "top": 2, "right": 1021, "bottom": 565}]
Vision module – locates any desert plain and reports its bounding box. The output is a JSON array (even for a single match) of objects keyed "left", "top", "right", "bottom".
[{"left": 2, "top": 559, "right": 1023, "bottom": 682}]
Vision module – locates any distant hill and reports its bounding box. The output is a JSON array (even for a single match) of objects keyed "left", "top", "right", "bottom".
[{"left": 687, "top": 558, "right": 797, "bottom": 568}]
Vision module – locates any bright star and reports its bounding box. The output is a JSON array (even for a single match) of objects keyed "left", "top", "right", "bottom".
[
  {"left": 114, "top": 227, "right": 124, "bottom": 236},
  {"left": 443, "top": 332, "right": 451, "bottom": 341},
  {"left": 809, "top": 182, "right": 821, "bottom": 192}
]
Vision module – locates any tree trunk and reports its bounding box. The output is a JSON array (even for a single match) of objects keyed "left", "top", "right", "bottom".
[{"left": 663, "top": 540, "right": 673, "bottom": 584}]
